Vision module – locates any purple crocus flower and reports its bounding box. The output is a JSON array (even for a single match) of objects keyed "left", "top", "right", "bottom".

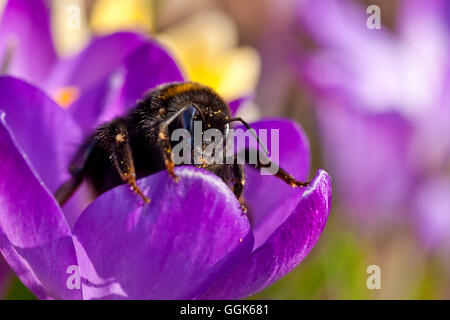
[
  {"left": 295, "top": 0, "right": 450, "bottom": 248},
  {"left": 0, "top": 77, "right": 331, "bottom": 300},
  {"left": 0, "top": 0, "right": 331, "bottom": 299}
]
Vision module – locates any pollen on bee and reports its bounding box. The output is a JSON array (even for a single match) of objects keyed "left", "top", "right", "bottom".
[
  {"left": 239, "top": 238, "right": 243, "bottom": 243},
  {"left": 115, "top": 133, "right": 126, "bottom": 144}
]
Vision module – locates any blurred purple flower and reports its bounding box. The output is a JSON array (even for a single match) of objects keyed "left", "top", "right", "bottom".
[
  {"left": 295, "top": 0, "right": 450, "bottom": 247},
  {"left": 0, "top": 0, "right": 56, "bottom": 83},
  {"left": 0, "top": 0, "right": 331, "bottom": 299}
]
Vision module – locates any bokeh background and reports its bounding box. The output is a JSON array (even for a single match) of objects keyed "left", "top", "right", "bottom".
[{"left": 1, "top": 0, "right": 449, "bottom": 299}]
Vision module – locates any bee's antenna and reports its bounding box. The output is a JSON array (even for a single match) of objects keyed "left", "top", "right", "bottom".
[{"left": 225, "top": 117, "right": 269, "bottom": 155}]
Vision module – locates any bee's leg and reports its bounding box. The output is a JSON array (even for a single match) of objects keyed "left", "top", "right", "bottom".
[
  {"left": 232, "top": 162, "right": 245, "bottom": 199},
  {"left": 157, "top": 125, "right": 178, "bottom": 181},
  {"left": 158, "top": 114, "right": 184, "bottom": 182},
  {"left": 232, "top": 160, "right": 248, "bottom": 213},
  {"left": 240, "top": 148, "right": 310, "bottom": 189},
  {"left": 55, "top": 139, "right": 97, "bottom": 206},
  {"left": 103, "top": 120, "right": 150, "bottom": 204},
  {"left": 55, "top": 175, "right": 83, "bottom": 207}
]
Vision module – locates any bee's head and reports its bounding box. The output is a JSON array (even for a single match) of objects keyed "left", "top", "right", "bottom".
[
  {"left": 159, "top": 82, "right": 267, "bottom": 169},
  {"left": 163, "top": 82, "right": 233, "bottom": 145}
]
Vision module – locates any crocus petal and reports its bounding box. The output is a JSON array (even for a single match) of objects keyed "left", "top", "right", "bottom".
[
  {"left": 0, "top": 0, "right": 57, "bottom": 84},
  {"left": 45, "top": 32, "right": 145, "bottom": 93},
  {"left": 238, "top": 118, "right": 310, "bottom": 249},
  {"left": 73, "top": 167, "right": 253, "bottom": 300},
  {"left": 68, "top": 40, "right": 184, "bottom": 133},
  {"left": 67, "top": 78, "right": 112, "bottom": 134},
  {"left": 201, "top": 170, "right": 331, "bottom": 300},
  {"left": 95, "top": 41, "right": 184, "bottom": 124},
  {"left": 0, "top": 76, "right": 82, "bottom": 192},
  {"left": 0, "top": 114, "right": 81, "bottom": 299}
]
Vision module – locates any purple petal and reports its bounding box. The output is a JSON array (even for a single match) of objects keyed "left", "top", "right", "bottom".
[
  {"left": 67, "top": 78, "right": 112, "bottom": 134},
  {"left": 238, "top": 118, "right": 311, "bottom": 249},
  {"left": 0, "top": 0, "right": 57, "bottom": 84},
  {"left": 201, "top": 170, "right": 332, "bottom": 300},
  {"left": 95, "top": 41, "right": 184, "bottom": 125},
  {"left": 72, "top": 167, "right": 253, "bottom": 300},
  {"left": 45, "top": 32, "right": 146, "bottom": 92},
  {"left": 0, "top": 114, "right": 81, "bottom": 299},
  {"left": 68, "top": 40, "right": 184, "bottom": 133},
  {"left": 0, "top": 76, "right": 82, "bottom": 192}
]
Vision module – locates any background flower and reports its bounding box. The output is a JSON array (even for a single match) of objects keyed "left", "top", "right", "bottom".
[
  {"left": 295, "top": 0, "right": 450, "bottom": 249},
  {"left": 0, "top": 0, "right": 56, "bottom": 84},
  {"left": 51, "top": 0, "right": 91, "bottom": 56},
  {"left": 90, "top": 0, "right": 154, "bottom": 35},
  {"left": 157, "top": 11, "right": 261, "bottom": 101}
]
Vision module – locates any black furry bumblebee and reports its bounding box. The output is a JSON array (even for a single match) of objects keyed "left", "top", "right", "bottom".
[{"left": 55, "top": 82, "right": 308, "bottom": 209}]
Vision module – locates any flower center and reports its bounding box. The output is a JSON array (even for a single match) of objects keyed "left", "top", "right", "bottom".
[{"left": 53, "top": 86, "right": 80, "bottom": 108}]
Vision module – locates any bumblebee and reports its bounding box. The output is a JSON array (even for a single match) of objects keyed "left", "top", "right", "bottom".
[{"left": 55, "top": 82, "right": 308, "bottom": 209}]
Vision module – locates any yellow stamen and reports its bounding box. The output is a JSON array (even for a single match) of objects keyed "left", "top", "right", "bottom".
[{"left": 54, "top": 86, "right": 80, "bottom": 108}]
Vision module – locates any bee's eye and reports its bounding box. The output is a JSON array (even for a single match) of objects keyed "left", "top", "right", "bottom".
[{"left": 181, "top": 106, "right": 198, "bottom": 135}]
